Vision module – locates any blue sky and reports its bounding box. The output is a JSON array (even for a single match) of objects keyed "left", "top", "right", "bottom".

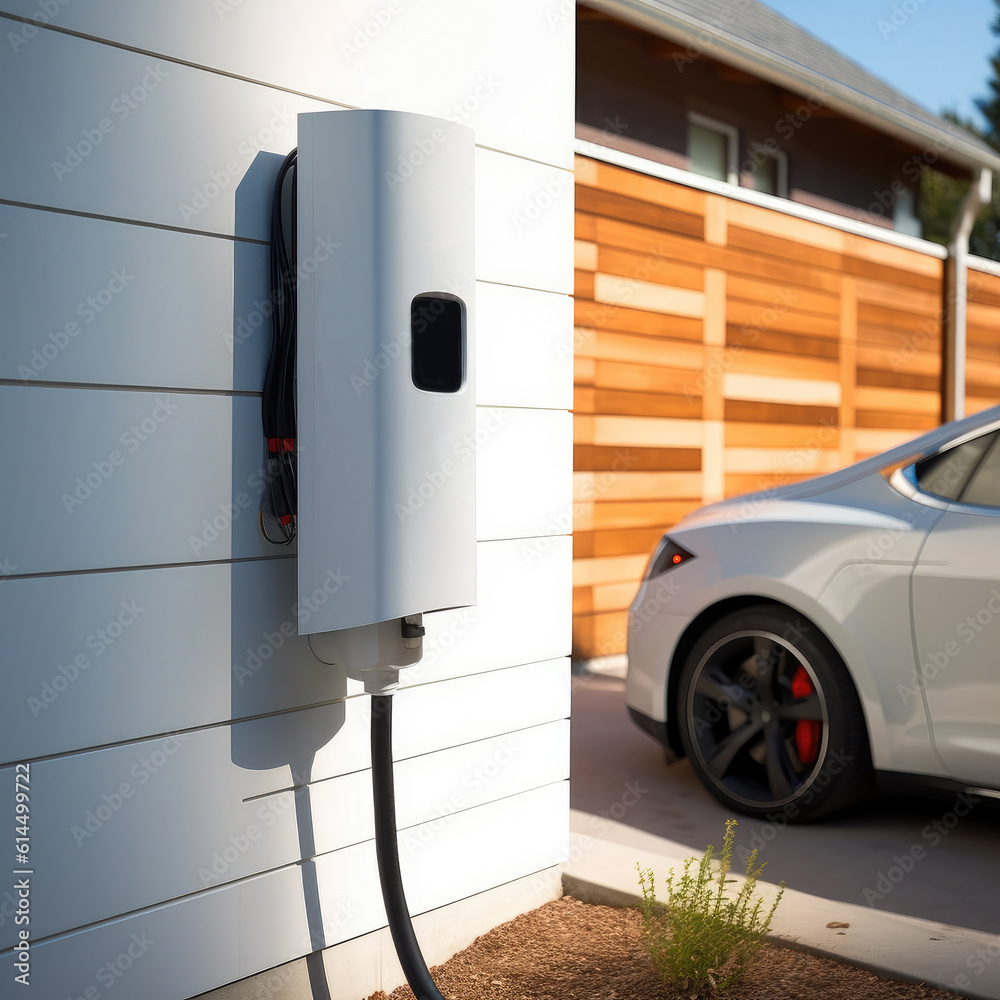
[{"left": 760, "top": 0, "right": 997, "bottom": 128}]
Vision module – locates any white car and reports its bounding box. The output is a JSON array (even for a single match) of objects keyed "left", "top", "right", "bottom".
[{"left": 626, "top": 405, "right": 1000, "bottom": 820}]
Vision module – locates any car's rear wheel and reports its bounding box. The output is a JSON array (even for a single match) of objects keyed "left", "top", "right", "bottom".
[{"left": 677, "top": 605, "right": 872, "bottom": 821}]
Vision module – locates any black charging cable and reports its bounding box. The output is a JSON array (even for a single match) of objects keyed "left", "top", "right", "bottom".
[
  {"left": 260, "top": 147, "right": 299, "bottom": 543},
  {"left": 371, "top": 695, "right": 448, "bottom": 1000}
]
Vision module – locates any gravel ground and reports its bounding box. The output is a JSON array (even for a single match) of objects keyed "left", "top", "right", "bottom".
[{"left": 365, "top": 896, "right": 960, "bottom": 1000}]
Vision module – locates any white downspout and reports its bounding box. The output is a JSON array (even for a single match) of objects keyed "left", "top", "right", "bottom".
[{"left": 943, "top": 168, "right": 992, "bottom": 422}]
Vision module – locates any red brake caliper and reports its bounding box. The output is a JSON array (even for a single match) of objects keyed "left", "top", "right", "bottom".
[{"left": 790, "top": 665, "right": 821, "bottom": 765}]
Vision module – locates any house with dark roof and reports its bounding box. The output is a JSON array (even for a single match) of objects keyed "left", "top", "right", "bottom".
[{"left": 572, "top": 0, "right": 1000, "bottom": 662}]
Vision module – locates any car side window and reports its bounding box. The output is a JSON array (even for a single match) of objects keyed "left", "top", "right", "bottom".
[
  {"left": 959, "top": 432, "right": 1000, "bottom": 507},
  {"left": 914, "top": 431, "right": 998, "bottom": 502}
]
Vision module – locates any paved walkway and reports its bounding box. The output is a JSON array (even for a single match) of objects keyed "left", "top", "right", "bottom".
[{"left": 563, "top": 809, "right": 1000, "bottom": 1000}]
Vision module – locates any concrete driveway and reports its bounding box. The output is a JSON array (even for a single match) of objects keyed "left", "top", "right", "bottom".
[{"left": 571, "top": 671, "right": 1000, "bottom": 937}]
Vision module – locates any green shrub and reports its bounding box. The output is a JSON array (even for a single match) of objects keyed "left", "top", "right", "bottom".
[{"left": 637, "top": 819, "right": 784, "bottom": 996}]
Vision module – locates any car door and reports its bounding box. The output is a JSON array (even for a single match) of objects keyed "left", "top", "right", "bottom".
[{"left": 909, "top": 428, "right": 1000, "bottom": 788}]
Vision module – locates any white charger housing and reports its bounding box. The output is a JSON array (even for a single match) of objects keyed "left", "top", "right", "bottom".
[{"left": 296, "top": 109, "right": 476, "bottom": 637}]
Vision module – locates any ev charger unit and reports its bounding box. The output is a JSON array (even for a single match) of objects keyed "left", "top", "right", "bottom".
[
  {"left": 295, "top": 109, "right": 477, "bottom": 664},
  {"left": 288, "top": 109, "right": 478, "bottom": 1000}
]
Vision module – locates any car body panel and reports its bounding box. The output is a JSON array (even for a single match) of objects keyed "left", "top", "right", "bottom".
[
  {"left": 911, "top": 507, "right": 1000, "bottom": 786},
  {"left": 626, "top": 404, "right": 1000, "bottom": 791}
]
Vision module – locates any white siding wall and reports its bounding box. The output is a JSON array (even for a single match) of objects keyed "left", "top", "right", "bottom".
[{"left": 0, "top": 3, "right": 574, "bottom": 998}]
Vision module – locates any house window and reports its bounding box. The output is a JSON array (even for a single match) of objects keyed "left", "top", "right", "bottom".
[
  {"left": 688, "top": 112, "right": 738, "bottom": 185},
  {"left": 893, "top": 185, "right": 921, "bottom": 237},
  {"left": 744, "top": 142, "right": 788, "bottom": 197}
]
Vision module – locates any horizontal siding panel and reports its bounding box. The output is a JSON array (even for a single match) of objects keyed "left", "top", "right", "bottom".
[
  {"left": 572, "top": 609, "right": 628, "bottom": 659},
  {"left": 726, "top": 274, "right": 839, "bottom": 316},
  {"left": 2, "top": 391, "right": 559, "bottom": 577},
  {"left": 573, "top": 445, "right": 701, "bottom": 472},
  {"left": 0, "top": 660, "right": 569, "bottom": 947},
  {"left": 1, "top": 387, "right": 270, "bottom": 574},
  {"left": 0, "top": 783, "right": 567, "bottom": 1000},
  {"left": 476, "top": 408, "right": 572, "bottom": 542},
  {"left": 575, "top": 414, "right": 704, "bottom": 448},
  {"left": 855, "top": 410, "right": 938, "bottom": 431},
  {"left": 854, "top": 428, "right": 921, "bottom": 453},
  {"left": 734, "top": 328, "right": 840, "bottom": 359},
  {"left": 575, "top": 239, "right": 599, "bottom": 270},
  {"left": 476, "top": 149, "right": 573, "bottom": 293},
  {"left": 579, "top": 581, "right": 641, "bottom": 614},
  {"left": 578, "top": 157, "right": 707, "bottom": 214},
  {"left": 597, "top": 246, "right": 704, "bottom": 291},
  {"left": 855, "top": 385, "right": 939, "bottom": 415},
  {"left": 574, "top": 328, "right": 704, "bottom": 368},
  {"left": 726, "top": 298, "right": 839, "bottom": 337},
  {"left": 723, "top": 372, "right": 841, "bottom": 406},
  {"left": 573, "top": 470, "right": 702, "bottom": 502},
  {"left": 593, "top": 273, "right": 705, "bottom": 317},
  {"left": 2, "top": 539, "right": 570, "bottom": 761},
  {"left": 572, "top": 554, "right": 647, "bottom": 587},
  {"left": 574, "top": 500, "right": 699, "bottom": 531},
  {"left": 475, "top": 283, "right": 574, "bottom": 410},
  {"left": 574, "top": 527, "right": 664, "bottom": 558},
  {"left": 0, "top": 204, "right": 265, "bottom": 392},
  {"left": 1, "top": 32, "right": 570, "bottom": 287},
  {"left": 856, "top": 279, "right": 940, "bottom": 314},
  {"left": 588, "top": 388, "right": 701, "bottom": 419},
  {"left": 723, "top": 447, "right": 841, "bottom": 475},
  {"left": 591, "top": 360, "right": 703, "bottom": 394},
  {"left": 575, "top": 300, "right": 704, "bottom": 340},
  {"left": 724, "top": 421, "right": 840, "bottom": 448},
  {"left": 575, "top": 185, "right": 703, "bottom": 238},
  {"left": 0, "top": 26, "right": 324, "bottom": 238},
  {"left": 0, "top": 1, "right": 575, "bottom": 168},
  {"left": 727, "top": 349, "right": 840, "bottom": 382}
]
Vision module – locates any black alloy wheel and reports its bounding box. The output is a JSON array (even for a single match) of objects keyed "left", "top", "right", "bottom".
[{"left": 677, "top": 605, "right": 872, "bottom": 821}]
